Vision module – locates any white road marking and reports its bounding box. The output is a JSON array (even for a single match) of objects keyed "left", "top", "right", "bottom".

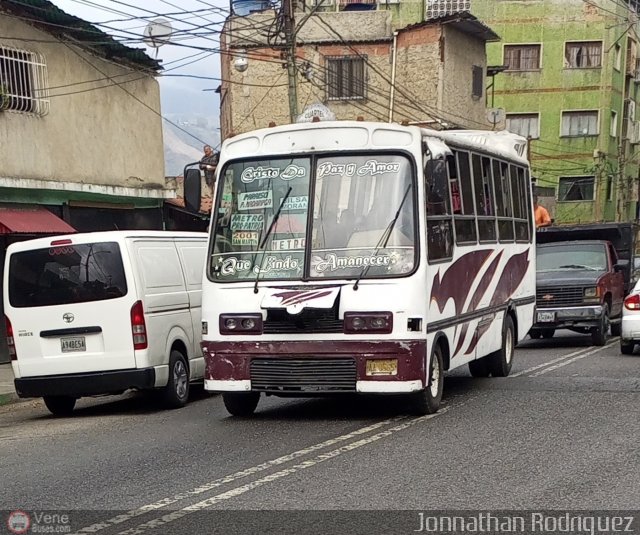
[
  {"left": 70, "top": 416, "right": 406, "bottom": 535},
  {"left": 512, "top": 340, "right": 616, "bottom": 377},
  {"left": 116, "top": 408, "right": 450, "bottom": 535},
  {"left": 529, "top": 340, "right": 617, "bottom": 377}
]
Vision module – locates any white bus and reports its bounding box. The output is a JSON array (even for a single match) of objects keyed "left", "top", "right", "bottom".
[{"left": 201, "top": 121, "right": 535, "bottom": 416}]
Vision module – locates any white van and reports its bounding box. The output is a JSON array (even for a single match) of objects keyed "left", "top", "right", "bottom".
[{"left": 4, "top": 231, "right": 208, "bottom": 415}]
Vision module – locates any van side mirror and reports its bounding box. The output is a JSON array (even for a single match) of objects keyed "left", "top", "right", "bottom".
[{"left": 184, "top": 168, "right": 202, "bottom": 213}]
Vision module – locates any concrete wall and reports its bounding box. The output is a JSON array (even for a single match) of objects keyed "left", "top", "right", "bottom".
[
  {"left": 221, "top": 17, "right": 491, "bottom": 138},
  {"left": 0, "top": 15, "right": 166, "bottom": 193},
  {"left": 472, "top": 0, "right": 640, "bottom": 224}
]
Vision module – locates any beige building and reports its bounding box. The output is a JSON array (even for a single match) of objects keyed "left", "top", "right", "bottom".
[
  {"left": 0, "top": 0, "right": 173, "bottom": 233},
  {"left": 219, "top": 10, "right": 498, "bottom": 139}
]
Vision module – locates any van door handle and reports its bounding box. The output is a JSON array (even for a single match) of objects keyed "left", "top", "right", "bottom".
[{"left": 40, "top": 326, "right": 103, "bottom": 338}]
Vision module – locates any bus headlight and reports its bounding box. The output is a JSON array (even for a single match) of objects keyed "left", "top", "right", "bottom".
[
  {"left": 344, "top": 312, "right": 393, "bottom": 334},
  {"left": 219, "top": 314, "right": 263, "bottom": 335}
]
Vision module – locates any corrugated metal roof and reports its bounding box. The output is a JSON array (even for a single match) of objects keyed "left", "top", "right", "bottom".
[
  {"left": 402, "top": 12, "right": 500, "bottom": 42},
  {"left": 1, "top": 0, "right": 161, "bottom": 71},
  {"left": 0, "top": 205, "right": 76, "bottom": 234}
]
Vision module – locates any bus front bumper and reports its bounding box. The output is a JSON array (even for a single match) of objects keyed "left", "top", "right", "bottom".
[{"left": 202, "top": 340, "right": 427, "bottom": 395}]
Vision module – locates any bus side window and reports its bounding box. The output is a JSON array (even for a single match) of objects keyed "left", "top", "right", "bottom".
[
  {"left": 454, "top": 151, "right": 477, "bottom": 244},
  {"left": 472, "top": 155, "right": 497, "bottom": 243},
  {"left": 447, "top": 154, "right": 462, "bottom": 215},
  {"left": 425, "top": 157, "right": 453, "bottom": 262},
  {"left": 513, "top": 166, "right": 530, "bottom": 242},
  {"left": 494, "top": 160, "right": 514, "bottom": 242}
]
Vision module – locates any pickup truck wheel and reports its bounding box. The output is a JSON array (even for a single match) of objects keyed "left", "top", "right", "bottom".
[
  {"left": 43, "top": 396, "right": 76, "bottom": 416},
  {"left": 591, "top": 304, "right": 610, "bottom": 346},
  {"left": 223, "top": 392, "right": 260, "bottom": 417},
  {"left": 621, "top": 341, "right": 635, "bottom": 355},
  {"left": 541, "top": 329, "right": 555, "bottom": 339},
  {"left": 529, "top": 330, "right": 541, "bottom": 339},
  {"left": 611, "top": 321, "right": 622, "bottom": 337}
]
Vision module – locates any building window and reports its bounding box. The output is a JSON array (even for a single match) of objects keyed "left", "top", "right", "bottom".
[
  {"left": 615, "top": 44, "right": 622, "bottom": 71},
  {"left": 605, "top": 174, "right": 613, "bottom": 201},
  {"left": 565, "top": 41, "right": 602, "bottom": 68},
  {"left": 504, "top": 44, "right": 541, "bottom": 71},
  {"left": 611, "top": 110, "right": 618, "bottom": 137},
  {"left": 0, "top": 45, "right": 49, "bottom": 115},
  {"left": 506, "top": 113, "right": 540, "bottom": 139},
  {"left": 561, "top": 110, "right": 599, "bottom": 137},
  {"left": 326, "top": 56, "right": 366, "bottom": 101},
  {"left": 472, "top": 65, "right": 483, "bottom": 99},
  {"left": 558, "top": 176, "right": 595, "bottom": 202}
]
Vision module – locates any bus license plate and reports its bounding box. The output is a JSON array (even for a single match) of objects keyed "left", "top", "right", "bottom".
[
  {"left": 537, "top": 311, "right": 556, "bottom": 323},
  {"left": 61, "top": 337, "right": 86, "bottom": 353}
]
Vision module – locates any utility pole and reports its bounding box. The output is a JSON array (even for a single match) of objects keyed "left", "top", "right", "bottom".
[{"left": 282, "top": 0, "right": 298, "bottom": 122}]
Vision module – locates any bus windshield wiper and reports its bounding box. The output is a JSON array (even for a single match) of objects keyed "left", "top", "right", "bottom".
[
  {"left": 253, "top": 186, "right": 292, "bottom": 294},
  {"left": 353, "top": 184, "right": 412, "bottom": 291}
]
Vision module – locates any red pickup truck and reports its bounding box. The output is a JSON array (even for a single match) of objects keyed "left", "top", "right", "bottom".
[{"left": 531, "top": 224, "right": 634, "bottom": 346}]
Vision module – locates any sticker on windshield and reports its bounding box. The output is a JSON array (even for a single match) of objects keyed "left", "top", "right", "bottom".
[
  {"left": 238, "top": 190, "right": 273, "bottom": 210},
  {"left": 312, "top": 251, "right": 401, "bottom": 273},
  {"left": 272, "top": 237, "right": 306, "bottom": 251},
  {"left": 317, "top": 160, "right": 401, "bottom": 178},
  {"left": 241, "top": 164, "right": 307, "bottom": 184},
  {"left": 232, "top": 231, "right": 259, "bottom": 246},
  {"left": 281, "top": 196, "right": 308, "bottom": 211},
  {"left": 231, "top": 213, "right": 264, "bottom": 231}
]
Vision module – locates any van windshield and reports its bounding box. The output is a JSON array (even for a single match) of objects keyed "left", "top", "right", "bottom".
[{"left": 8, "top": 242, "right": 128, "bottom": 308}]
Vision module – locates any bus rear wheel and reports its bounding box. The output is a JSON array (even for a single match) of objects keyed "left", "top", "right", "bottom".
[
  {"left": 487, "top": 314, "right": 515, "bottom": 377},
  {"left": 408, "top": 344, "right": 443, "bottom": 415},
  {"left": 223, "top": 392, "right": 260, "bottom": 417}
]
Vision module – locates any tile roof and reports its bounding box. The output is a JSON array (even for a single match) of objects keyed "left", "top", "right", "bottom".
[{"left": 2, "top": 0, "right": 161, "bottom": 71}]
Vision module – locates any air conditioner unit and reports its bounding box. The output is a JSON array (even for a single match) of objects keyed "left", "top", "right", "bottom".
[{"left": 379, "top": 0, "right": 400, "bottom": 4}]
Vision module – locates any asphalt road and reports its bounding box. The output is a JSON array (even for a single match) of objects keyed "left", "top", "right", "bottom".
[{"left": 1, "top": 333, "right": 639, "bottom": 534}]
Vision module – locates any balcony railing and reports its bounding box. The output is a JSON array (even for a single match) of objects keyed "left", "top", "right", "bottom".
[{"left": 425, "top": 0, "right": 470, "bottom": 19}]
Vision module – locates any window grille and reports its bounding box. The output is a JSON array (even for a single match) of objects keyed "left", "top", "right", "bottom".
[
  {"left": 0, "top": 45, "right": 49, "bottom": 116},
  {"left": 326, "top": 56, "right": 366, "bottom": 101}
]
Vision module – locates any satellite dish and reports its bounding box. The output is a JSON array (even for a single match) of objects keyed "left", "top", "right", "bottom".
[
  {"left": 486, "top": 108, "right": 505, "bottom": 125},
  {"left": 143, "top": 18, "right": 173, "bottom": 49}
]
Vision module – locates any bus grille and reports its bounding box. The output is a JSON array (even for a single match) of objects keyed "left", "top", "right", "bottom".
[
  {"left": 250, "top": 358, "right": 356, "bottom": 393},
  {"left": 536, "top": 286, "right": 585, "bottom": 307},
  {"left": 263, "top": 308, "right": 343, "bottom": 334}
]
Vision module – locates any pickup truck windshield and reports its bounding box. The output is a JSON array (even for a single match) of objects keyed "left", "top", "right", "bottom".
[{"left": 537, "top": 243, "right": 607, "bottom": 272}]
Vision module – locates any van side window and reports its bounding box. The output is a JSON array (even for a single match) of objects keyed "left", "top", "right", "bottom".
[{"left": 453, "top": 151, "right": 477, "bottom": 244}]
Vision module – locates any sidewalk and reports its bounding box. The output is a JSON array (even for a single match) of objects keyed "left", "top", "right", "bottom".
[{"left": 0, "top": 362, "right": 17, "bottom": 405}]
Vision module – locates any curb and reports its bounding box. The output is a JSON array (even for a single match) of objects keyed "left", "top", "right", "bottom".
[{"left": 0, "top": 392, "right": 19, "bottom": 407}]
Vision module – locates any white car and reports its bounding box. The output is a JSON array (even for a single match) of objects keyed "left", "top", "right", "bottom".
[{"left": 620, "top": 278, "right": 640, "bottom": 354}]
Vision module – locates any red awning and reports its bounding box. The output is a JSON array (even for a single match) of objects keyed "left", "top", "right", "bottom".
[{"left": 0, "top": 206, "right": 76, "bottom": 235}]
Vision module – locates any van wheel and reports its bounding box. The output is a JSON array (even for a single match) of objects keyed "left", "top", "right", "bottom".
[
  {"left": 162, "top": 350, "right": 190, "bottom": 409},
  {"left": 621, "top": 341, "right": 635, "bottom": 355},
  {"left": 611, "top": 321, "right": 622, "bottom": 337},
  {"left": 487, "top": 314, "right": 515, "bottom": 377},
  {"left": 408, "top": 343, "right": 443, "bottom": 415},
  {"left": 43, "top": 396, "right": 76, "bottom": 416},
  {"left": 529, "top": 330, "right": 541, "bottom": 339},
  {"left": 222, "top": 392, "right": 260, "bottom": 416},
  {"left": 541, "top": 329, "right": 555, "bottom": 339}
]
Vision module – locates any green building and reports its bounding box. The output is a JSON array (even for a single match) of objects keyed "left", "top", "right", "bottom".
[{"left": 470, "top": 0, "right": 640, "bottom": 224}]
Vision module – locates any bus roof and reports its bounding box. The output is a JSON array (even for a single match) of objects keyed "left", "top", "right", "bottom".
[{"left": 220, "top": 121, "right": 529, "bottom": 166}]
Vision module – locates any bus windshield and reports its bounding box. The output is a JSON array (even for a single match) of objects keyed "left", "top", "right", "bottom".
[{"left": 209, "top": 153, "right": 416, "bottom": 282}]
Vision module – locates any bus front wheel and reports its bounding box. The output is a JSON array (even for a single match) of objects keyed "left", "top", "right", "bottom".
[
  {"left": 223, "top": 392, "right": 260, "bottom": 417},
  {"left": 408, "top": 344, "right": 444, "bottom": 415}
]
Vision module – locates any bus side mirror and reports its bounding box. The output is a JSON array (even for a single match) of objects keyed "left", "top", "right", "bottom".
[{"left": 184, "top": 168, "right": 202, "bottom": 213}]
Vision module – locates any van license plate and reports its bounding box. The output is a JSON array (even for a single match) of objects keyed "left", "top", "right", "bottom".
[
  {"left": 61, "top": 337, "right": 86, "bottom": 352},
  {"left": 537, "top": 311, "right": 556, "bottom": 323}
]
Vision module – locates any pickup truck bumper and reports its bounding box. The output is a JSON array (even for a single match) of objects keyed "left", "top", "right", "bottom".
[{"left": 532, "top": 305, "right": 603, "bottom": 330}]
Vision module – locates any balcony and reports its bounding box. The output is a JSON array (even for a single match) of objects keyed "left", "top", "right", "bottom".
[{"left": 425, "top": 0, "right": 470, "bottom": 19}]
